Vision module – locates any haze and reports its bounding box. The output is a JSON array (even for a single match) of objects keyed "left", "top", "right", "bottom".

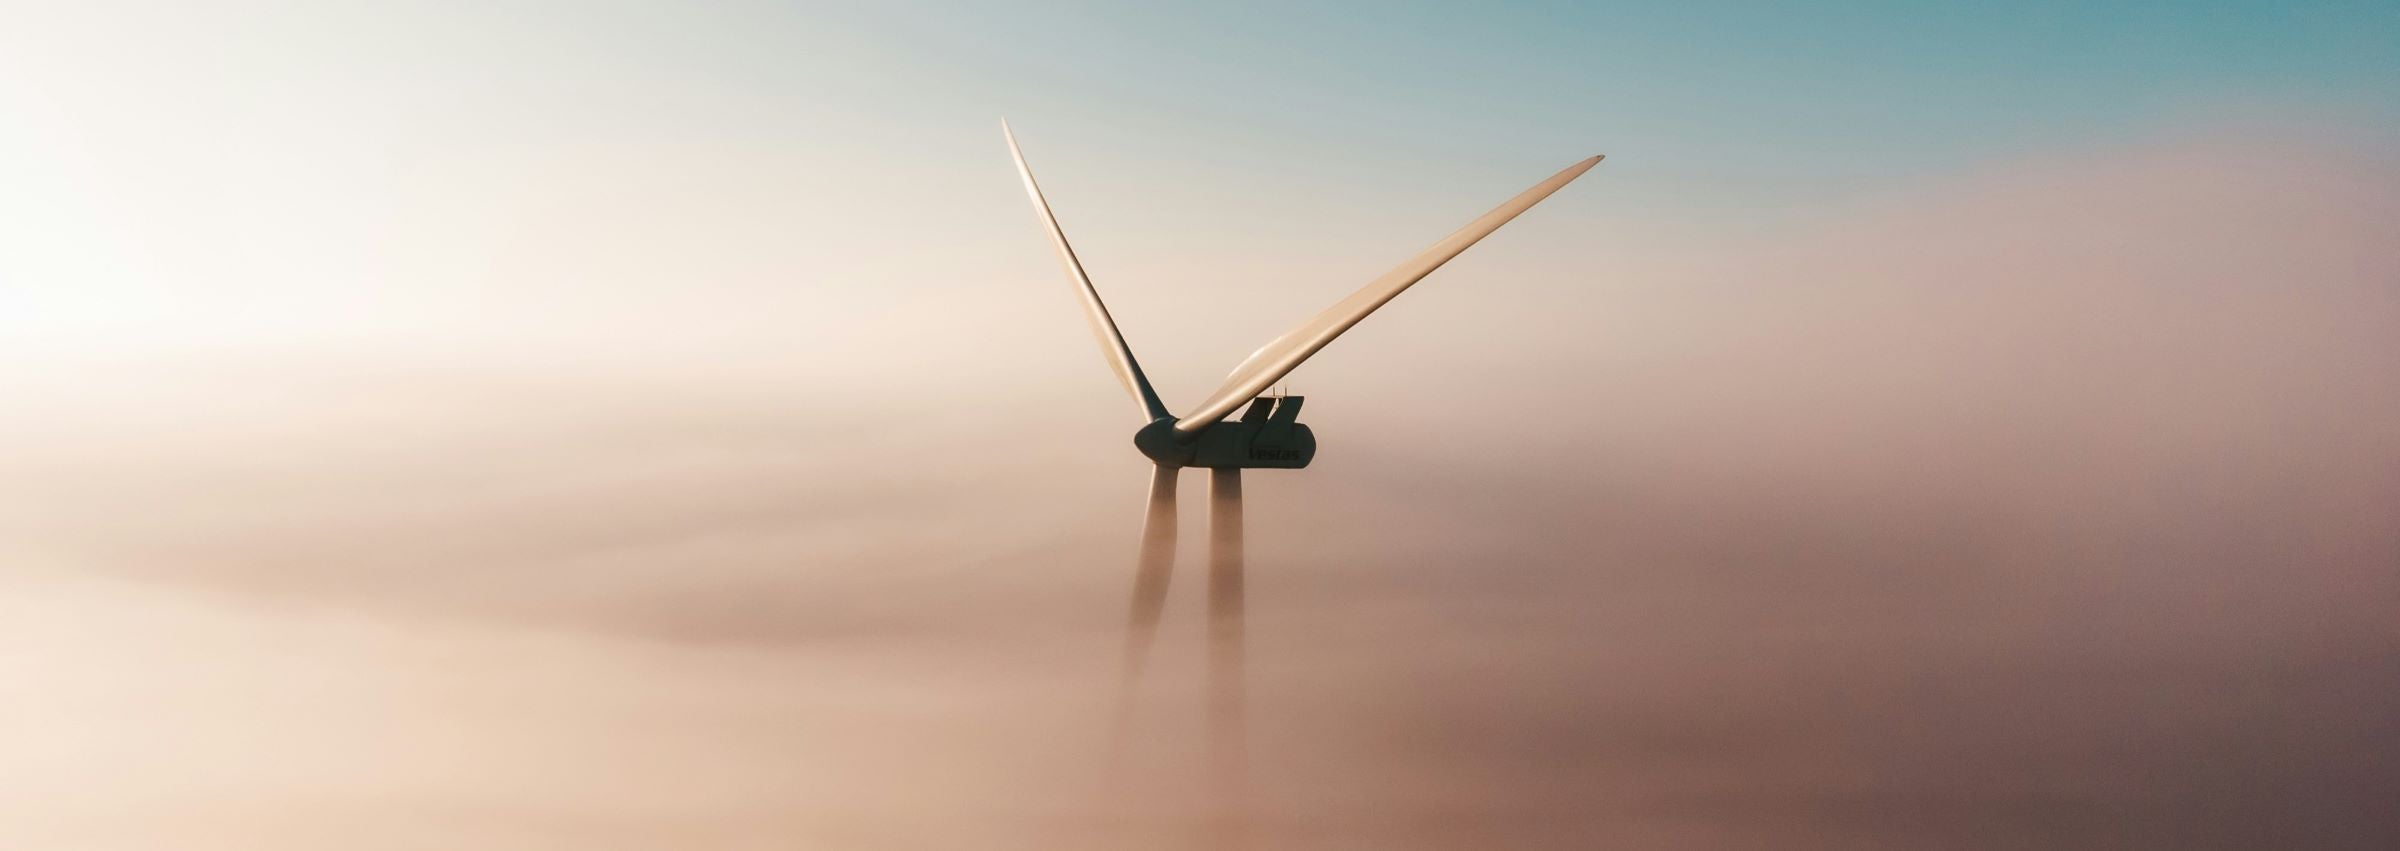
[{"left": 3, "top": 3, "right": 2396, "bottom": 848}]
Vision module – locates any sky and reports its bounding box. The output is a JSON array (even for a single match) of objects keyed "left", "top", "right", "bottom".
[{"left": 2, "top": 2, "right": 2397, "bottom": 848}]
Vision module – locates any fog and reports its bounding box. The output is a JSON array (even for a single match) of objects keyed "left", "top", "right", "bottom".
[{"left": 3, "top": 129, "right": 2396, "bottom": 848}]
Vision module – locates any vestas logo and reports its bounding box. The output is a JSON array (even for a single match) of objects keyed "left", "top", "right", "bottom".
[{"left": 1249, "top": 448, "right": 1302, "bottom": 461}]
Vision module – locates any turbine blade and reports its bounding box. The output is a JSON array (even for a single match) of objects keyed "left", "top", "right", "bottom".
[
  {"left": 1174, "top": 154, "right": 1603, "bottom": 432},
  {"left": 1004, "top": 120, "right": 1171, "bottom": 423},
  {"left": 1118, "top": 464, "right": 1179, "bottom": 710}
]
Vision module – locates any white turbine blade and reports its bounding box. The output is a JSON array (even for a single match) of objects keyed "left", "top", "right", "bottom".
[
  {"left": 1109, "top": 464, "right": 1180, "bottom": 761},
  {"left": 1173, "top": 154, "right": 1603, "bottom": 433},
  {"left": 1004, "top": 120, "right": 1171, "bottom": 423},
  {"left": 1123, "top": 464, "right": 1179, "bottom": 685}
]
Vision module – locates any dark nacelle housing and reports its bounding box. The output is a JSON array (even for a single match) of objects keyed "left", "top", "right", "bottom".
[{"left": 1190, "top": 395, "right": 1315, "bottom": 469}]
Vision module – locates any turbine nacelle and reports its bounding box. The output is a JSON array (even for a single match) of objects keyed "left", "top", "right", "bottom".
[{"left": 1134, "top": 395, "right": 1316, "bottom": 469}]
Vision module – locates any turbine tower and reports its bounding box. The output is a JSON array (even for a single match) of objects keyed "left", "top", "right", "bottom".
[{"left": 1003, "top": 121, "right": 1600, "bottom": 793}]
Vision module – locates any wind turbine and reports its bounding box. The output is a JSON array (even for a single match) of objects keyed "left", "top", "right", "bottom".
[{"left": 1003, "top": 121, "right": 1600, "bottom": 786}]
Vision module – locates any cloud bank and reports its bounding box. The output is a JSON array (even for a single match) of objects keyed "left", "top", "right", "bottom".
[{"left": 2, "top": 127, "right": 2396, "bottom": 849}]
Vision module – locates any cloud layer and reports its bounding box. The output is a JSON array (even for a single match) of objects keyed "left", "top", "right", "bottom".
[{"left": 3, "top": 128, "right": 2396, "bottom": 849}]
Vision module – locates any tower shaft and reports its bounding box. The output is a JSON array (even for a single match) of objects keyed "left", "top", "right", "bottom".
[{"left": 1208, "top": 466, "right": 1248, "bottom": 839}]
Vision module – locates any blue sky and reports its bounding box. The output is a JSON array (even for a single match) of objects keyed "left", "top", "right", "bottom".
[{"left": 740, "top": 1, "right": 2400, "bottom": 213}]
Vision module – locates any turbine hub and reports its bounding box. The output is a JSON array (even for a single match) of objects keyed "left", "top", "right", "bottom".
[{"left": 1133, "top": 418, "right": 1193, "bottom": 467}]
